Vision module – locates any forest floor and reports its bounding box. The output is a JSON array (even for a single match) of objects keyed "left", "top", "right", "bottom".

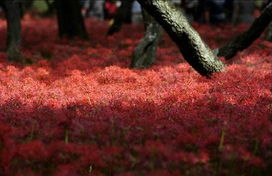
[{"left": 0, "top": 16, "right": 271, "bottom": 176}]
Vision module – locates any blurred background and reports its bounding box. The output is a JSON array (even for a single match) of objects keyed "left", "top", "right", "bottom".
[{"left": 1, "top": 0, "right": 271, "bottom": 25}]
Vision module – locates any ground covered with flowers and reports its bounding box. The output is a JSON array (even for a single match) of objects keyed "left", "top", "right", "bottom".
[{"left": 0, "top": 16, "right": 271, "bottom": 176}]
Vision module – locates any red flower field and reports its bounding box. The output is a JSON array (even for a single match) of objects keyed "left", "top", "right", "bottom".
[{"left": 0, "top": 16, "right": 271, "bottom": 176}]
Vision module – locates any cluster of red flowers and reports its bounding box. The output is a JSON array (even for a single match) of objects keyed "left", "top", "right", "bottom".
[{"left": 0, "top": 16, "right": 271, "bottom": 176}]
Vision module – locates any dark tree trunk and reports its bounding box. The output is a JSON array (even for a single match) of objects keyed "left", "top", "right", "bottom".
[
  {"left": 131, "top": 9, "right": 162, "bottom": 68},
  {"left": 217, "top": 2, "right": 272, "bottom": 59},
  {"left": 107, "top": 0, "right": 133, "bottom": 35},
  {"left": 2, "top": 0, "right": 23, "bottom": 62},
  {"left": 137, "top": 0, "right": 224, "bottom": 77},
  {"left": 55, "top": 0, "right": 88, "bottom": 39},
  {"left": 265, "top": 22, "right": 272, "bottom": 41}
]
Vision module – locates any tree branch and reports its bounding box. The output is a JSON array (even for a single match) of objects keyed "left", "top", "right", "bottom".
[{"left": 217, "top": 2, "right": 272, "bottom": 59}]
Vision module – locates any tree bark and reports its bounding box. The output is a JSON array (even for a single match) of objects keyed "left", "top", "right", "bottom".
[
  {"left": 2, "top": 0, "right": 23, "bottom": 62},
  {"left": 137, "top": 0, "right": 224, "bottom": 77},
  {"left": 217, "top": 2, "right": 272, "bottom": 59},
  {"left": 131, "top": 9, "right": 162, "bottom": 68},
  {"left": 107, "top": 0, "right": 133, "bottom": 35},
  {"left": 55, "top": 0, "right": 88, "bottom": 39}
]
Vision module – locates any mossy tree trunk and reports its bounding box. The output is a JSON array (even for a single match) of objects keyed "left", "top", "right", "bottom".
[
  {"left": 217, "top": 2, "right": 272, "bottom": 59},
  {"left": 55, "top": 0, "right": 88, "bottom": 39},
  {"left": 2, "top": 0, "right": 23, "bottom": 62},
  {"left": 107, "top": 0, "right": 133, "bottom": 35},
  {"left": 131, "top": 9, "right": 162, "bottom": 68},
  {"left": 137, "top": 0, "right": 224, "bottom": 77}
]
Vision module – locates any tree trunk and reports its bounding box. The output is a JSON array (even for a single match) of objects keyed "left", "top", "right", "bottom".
[
  {"left": 265, "top": 22, "right": 272, "bottom": 41},
  {"left": 217, "top": 2, "right": 272, "bottom": 59},
  {"left": 55, "top": 0, "right": 88, "bottom": 39},
  {"left": 131, "top": 9, "right": 162, "bottom": 68},
  {"left": 137, "top": 0, "right": 224, "bottom": 77},
  {"left": 2, "top": 0, "right": 23, "bottom": 62},
  {"left": 107, "top": 0, "right": 133, "bottom": 35}
]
